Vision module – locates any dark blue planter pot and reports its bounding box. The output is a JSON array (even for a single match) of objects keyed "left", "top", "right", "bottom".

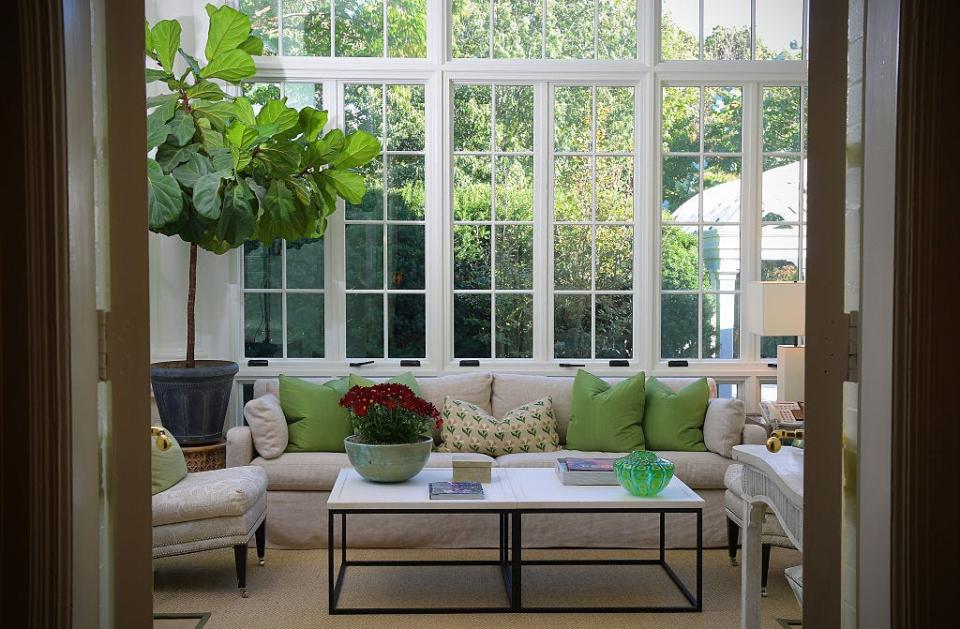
[{"left": 150, "top": 360, "right": 239, "bottom": 446}]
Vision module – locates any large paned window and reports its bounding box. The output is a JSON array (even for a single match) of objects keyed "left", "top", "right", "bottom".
[
  {"left": 452, "top": 83, "right": 535, "bottom": 359},
  {"left": 660, "top": 85, "right": 742, "bottom": 360},
  {"left": 343, "top": 82, "right": 428, "bottom": 359},
  {"left": 241, "top": 0, "right": 427, "bottom": 57},
  {"left": 552, "top": 85, "right": 635, "bottom": 360},
  {"left": 236, "top": 1, "right": 807, "bottom": 375},
  {"left": 759, "top": 84, "right": 807, "bottom": 358}
]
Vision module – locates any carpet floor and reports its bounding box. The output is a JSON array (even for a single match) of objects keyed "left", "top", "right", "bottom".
[{"left": 154, "top": 548, "right": 802, "bottom": 629}]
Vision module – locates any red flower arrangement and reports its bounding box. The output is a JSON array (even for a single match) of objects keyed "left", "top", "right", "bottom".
[{"left": 339, "top": 383, "right": 441, "bottom": 444}]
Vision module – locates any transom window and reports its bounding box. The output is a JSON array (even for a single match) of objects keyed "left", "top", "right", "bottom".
[{"left": 237, "top": 1, "right": 807, "bottom": 374}]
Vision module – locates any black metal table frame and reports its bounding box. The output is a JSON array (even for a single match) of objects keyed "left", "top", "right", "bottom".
[{"left": 327, "top": 507, "right": 702, "bottom": 615}]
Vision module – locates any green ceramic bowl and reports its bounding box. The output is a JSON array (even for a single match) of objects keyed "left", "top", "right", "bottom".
[
  {"left": 613, "top": 450, "right": 675, "bottom": 497},
  {"left": 344, "top": 435, "right": 433, "bottom": 483}
]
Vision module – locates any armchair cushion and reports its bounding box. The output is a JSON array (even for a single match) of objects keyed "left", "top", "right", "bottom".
[
  {"left": 152, "top": 466, "right": 267, "bottom": 527},
  {"left": 703, "top": 398, "right": 747, "bottom": 458},
  {"left": 243, "top": 393, "right": 287, "bottom": 459}
]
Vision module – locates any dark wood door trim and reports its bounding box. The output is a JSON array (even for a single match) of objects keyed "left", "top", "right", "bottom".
[
  {"left": 804, "top": 0, "right": 849, "bottom": 627},
  {"left": 0, "top": 0, "right": 72, "bottom": 626},
  {"left": 892, "top": 2, "right": 960, "bottom": 626}
]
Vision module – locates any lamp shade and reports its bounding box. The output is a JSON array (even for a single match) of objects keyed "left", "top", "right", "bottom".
[{"left": 746, "top": 281, "right": 805, "bottom": 336}]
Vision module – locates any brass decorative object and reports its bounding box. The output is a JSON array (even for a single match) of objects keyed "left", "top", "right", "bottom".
[
  {"left": 151, "top": 426, "right": 173, "bottom": 452},
  {"left": 766, "top": 428, "right": 805, "bottom": 453}
]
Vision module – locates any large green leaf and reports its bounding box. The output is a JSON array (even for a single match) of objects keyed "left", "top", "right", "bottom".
[
  {"left": 232, "top": 97, "right": 255, "bottom": 127},
  {"left": 155, "top": 143, "right": 199, "bottom": 173},
  {"left": 150, "top": 20, "right": 181, "bottom": 73},
  {"left": 209, "top": 147, "right": 234, "bottom": 172},
  {"left": 225, "top": 122, "right": 258, "bottom": 152},
  {"left": 237, "top": 35, "right": 264, "bottom": 56},
  {"left": 192, "top": 172, "right": 228, "bottom": 219},
  {"left": 318, "top": 168, "right": 365, "bottom": 204},
  {"left": 147, "top": 109, "right": 172, "bottom": 150},
  {"left": 146, "top": 92, "right": 179, "bottom": 110},
  {"left": 303, "top": 129, "right": 344, "bottom": 169},
  {"left": 298, "top": 107, "right": 328, "bottom": 143},
  {"left": 192, "top": 99, "right": 237, "bottom": 131},
  {"left": 204, "top": 4, "right": 251, "bottom": 61},
  {"left": 171, "top": 152, "right": 213, "bottom": 189},
  {"left": 147, "top": 158, "right": 183, "bottom": 229},
  {"left": 146, "top": 68, "right": 172, "bottom": 83},
  {"left": 255, "top": 140, "right": 301, "bottom": 177},
  {"left": 145, "top": 20, "right": 153, "bottom": 55},
  {"left": 258, "top": 179, "right": 312, "bottom": 242},
  {"left": 329, "top": 130, "right": 380, "bottom": 169},
  {"left": 177, "top": 49, "right": 202, "bottom": 78},
  {"left": 195, "top": 117, "right": 225, "bottom": 151},
  {"left": 309, "top": 173, "right": 339, "bottom": 216},
  {"left": 215, "top": 180, "right": 256, "bottom": 246},
  {"left": 199, "top": 49, "right": 255, "bottom": 83},
  {"left": 166, "top": 110, "right": 196, "bottom": 147},
  {"left": 186, "top": 79, "right": 224, "bottom": 101},
  {"left": 256, "top": 99, "right": 299, "bottom": 137}
]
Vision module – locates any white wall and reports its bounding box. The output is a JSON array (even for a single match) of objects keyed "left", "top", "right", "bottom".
[{"left": 147, "top": 0, "right": 239, "bottom": 366}]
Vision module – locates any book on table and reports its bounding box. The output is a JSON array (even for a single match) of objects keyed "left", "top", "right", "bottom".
[
  {"left": 555, "top": 457, "right": 620, "bottom": 486},
  {"left": 428, "top": 481, "right": 484, "bottom": 500}
]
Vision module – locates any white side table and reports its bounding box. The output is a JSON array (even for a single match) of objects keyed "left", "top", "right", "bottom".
[{"left": 732, "top": 444, "right": 804, "bottom": 629}]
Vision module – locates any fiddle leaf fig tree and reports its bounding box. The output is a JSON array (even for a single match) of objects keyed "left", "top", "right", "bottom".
[{"left": 145, "top": 3, "right": 380, "bottom": 368}]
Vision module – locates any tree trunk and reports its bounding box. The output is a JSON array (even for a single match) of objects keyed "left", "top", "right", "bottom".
[{"left": 186, "top": 243, "right": 197, "bottom": 368}]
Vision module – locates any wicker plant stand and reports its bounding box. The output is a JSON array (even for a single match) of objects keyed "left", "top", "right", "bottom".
[{"left": 182, "top": 439, "right": 227, "bottom": 472}]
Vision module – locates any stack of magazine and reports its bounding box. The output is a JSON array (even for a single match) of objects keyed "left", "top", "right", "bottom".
[{"left": 555, "top": 457, "right": 619, "bottom": 486}]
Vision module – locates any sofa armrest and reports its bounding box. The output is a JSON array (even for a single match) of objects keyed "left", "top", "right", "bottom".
[
  {"left": 226, "top": 426, "right": 255, "bottom": 467},
  {"left": 741, "top": 422, "right": 768, "bottom": 446}
]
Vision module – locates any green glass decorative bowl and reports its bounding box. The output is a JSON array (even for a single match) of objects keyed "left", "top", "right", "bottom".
[{"left": 613, "top": 451, "right": 675, "bottom": 497}]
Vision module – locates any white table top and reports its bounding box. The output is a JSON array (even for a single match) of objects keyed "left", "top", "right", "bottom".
[
  {"left": 327, "top": 468, "right": 517, "bottom": 510},
  {"left": 327, "top": 467, "right": 704, "bottom": 511},
  {"left": 504, "top": 468, "right": 704, "bottom": 509},
  {"left": 732, "top": 444, "right": 804, "bottom": 505}
]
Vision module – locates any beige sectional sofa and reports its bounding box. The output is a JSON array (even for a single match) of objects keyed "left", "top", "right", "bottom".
[{"left": 226, "top": 372, "right": 767, "bottom": 550}]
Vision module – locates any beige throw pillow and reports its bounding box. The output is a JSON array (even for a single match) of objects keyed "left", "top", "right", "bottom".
[
  {"left": 243, "top": 394, "right": 288, "bottom": 459},
  {"left": 438, "top": 397, "right": 560, "bottom": 457},
  {"left": 703, "top": 397, "right": 746, "bottom": 458}
]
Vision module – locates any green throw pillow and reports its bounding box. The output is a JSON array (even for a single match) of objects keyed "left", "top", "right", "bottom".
[
  {"left": 280, "top": 375, "right": 353, "bottom": 452},
  {"left": 348, "top": 372, "right": 423, "bottom": 396},
  {"left": 642, "top": 377, "right": 709, "bottom": 452},
  {"left": 565, "top": 370, "right": 646, "bottom": 452},
  {"left": 151, "top": 429, "right": 188, "bottom": 495}
]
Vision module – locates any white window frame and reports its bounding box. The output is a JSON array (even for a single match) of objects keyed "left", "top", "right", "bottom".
[{"left": 233, "top": 0, "right": 807, "bottom": 381}]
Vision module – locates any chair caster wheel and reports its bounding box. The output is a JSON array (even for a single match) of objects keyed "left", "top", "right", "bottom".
[
  {"left": 761, "top": 587, "right": 768, "bottom": 598},
  {"left": 241, "top": 589, "right": 249, "bottom": 598},
  {"left": 258, "top": 559, "right": 265, "bottom": 566}
]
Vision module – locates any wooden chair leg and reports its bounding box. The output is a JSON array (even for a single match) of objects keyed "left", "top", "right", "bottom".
[
  {"left": 761, "top": 543, "right": 772, "bottom": 597},
  {"left": 255, "top": 520, "right": 266, "bottom": 567},
  {"left": 233, "top": 543, "right": 248, "bottom": 598},
  {"left": 727, "top": 517, "right": 740, "bottom": 566}
]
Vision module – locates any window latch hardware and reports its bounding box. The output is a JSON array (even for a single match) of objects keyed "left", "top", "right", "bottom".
[
  {"left": 459, "top": 359, "right": 480, "bottom": 367},
  {"left": 608, "top": 359, "right": 630, "bottom": 367},
  {"left": 349, "top": 360, "right": 375, "bottom": 367},
  {"left": 667, "top": 360, "right": 689, "bottom": 367},
  {"left": 247, "top": 359, "right": 269, "bottom": 367},
  {"left": 399, "top": 359, "right": 421, "bottom": 367},
  {"left": 559, "top": 363, "right": 585, "bottom": 368}
]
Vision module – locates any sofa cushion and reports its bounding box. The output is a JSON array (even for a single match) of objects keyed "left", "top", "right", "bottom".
[
  {"left": 642, "top": 377, "right": 709, "bottom": 452},
  {"left": 152, "top": 466, "right": 267, "bottom": 527},
  {"left": 437, "top": 397, "right": 560, "bottom": 457},
  {"left": 566, "top": 370, "right": 647, "bottom": 452},
  {"left": 495, "top": 449, "right": 732, "bottom": 489},
  {"left": 349, "top": 371, "right": 423, "bottom": 396},
  {"left": 280, "top": 375, "right": 353, "bottom": 453},
  {"left": 418, "top": 372, "right": 493, "bottom": 415},
  {"left": 704, "top": 398, "right": 746, "bottom": 458},
  {"left": 491, "top": 374, "right": 720, "bottom": 444},
  {"left": 243, "top": 393, "right": 288, "bottom": 459},
  {"left": 252, "top": 451, "right": 497, "bottom": 491}
]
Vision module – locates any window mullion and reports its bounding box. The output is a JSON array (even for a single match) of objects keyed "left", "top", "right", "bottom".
[
  {"left": 535, "top": 81, "right": 552, "bottom": 362},
  {"left": 741, "top": 81, "right": 761, "bottom": 362}
]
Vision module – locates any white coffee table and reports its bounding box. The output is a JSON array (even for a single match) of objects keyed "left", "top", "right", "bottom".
[{"left": 326, "top": 467, "right": 704, "bottom": 615}]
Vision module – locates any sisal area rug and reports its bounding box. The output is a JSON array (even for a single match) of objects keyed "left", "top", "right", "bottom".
[{"left": 154, "top": 548, "right": 801, "bottom": 629}]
